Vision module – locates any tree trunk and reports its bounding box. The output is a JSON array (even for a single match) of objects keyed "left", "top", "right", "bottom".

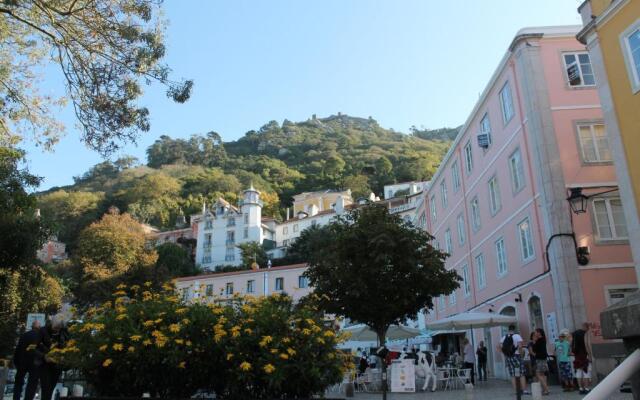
[{"left": 377, "top": 327, "right": 388, "bottom": 400}]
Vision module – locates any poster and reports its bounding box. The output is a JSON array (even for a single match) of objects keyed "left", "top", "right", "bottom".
[
  {"left": 390, "top": 359, "right": 415, "bottom": 392},
  {"left": 26, "top": 313, "right": 46, "bottom": 329},
  {"left": 546, "top": 312, "right": 558, "bottom": 342}
]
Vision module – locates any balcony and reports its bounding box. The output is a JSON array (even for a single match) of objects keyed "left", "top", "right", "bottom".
[{"left": 226, "top": 239, "right": 235, "bottom": 246}]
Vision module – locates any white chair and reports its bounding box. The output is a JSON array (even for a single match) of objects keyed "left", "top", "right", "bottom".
[
  {"left": 355, "top": 373, "right": 372, "bottom": 392},
  {"left": 436, "top": 369, "right": 451, "bottom": 391},
  {"left": 456, "top": 368, "right": 472, "bottom": 388}
]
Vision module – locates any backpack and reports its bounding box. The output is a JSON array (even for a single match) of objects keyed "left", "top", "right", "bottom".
[{"left": 502, "top": 334, "right": 516, "bottom": 357}]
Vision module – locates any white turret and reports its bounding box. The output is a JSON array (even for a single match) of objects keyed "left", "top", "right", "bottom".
[
  {"left": 335, "top": 195, "right": 346, "bottom": 214},
  {"left": 241, "top": 185, "right": 263, "bottom": 243}
]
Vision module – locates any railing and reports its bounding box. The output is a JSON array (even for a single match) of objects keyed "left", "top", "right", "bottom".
[
  {"left": 388, "top": 203, "right": 416, "bottom": 214},
  {"left": 584, "top": 348, "right": 640, "bottom": 400},
  {"left": 226, "top": 239, "right": 235, "bottom": 246}
]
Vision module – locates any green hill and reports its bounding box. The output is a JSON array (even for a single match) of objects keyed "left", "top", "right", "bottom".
[{"left": 38, "top": 114, "right": 458, "bottom": 250}]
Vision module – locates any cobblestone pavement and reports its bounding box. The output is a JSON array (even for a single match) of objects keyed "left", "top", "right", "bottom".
[{"left": 323, "top": 379, "right": 633, "bottom": 400}]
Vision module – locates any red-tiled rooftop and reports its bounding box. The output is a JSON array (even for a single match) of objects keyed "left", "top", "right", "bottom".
[{"left": 176, "top": 263, "right": 308, "bottom": 282}]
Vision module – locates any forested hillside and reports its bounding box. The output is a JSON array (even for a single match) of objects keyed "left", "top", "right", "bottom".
[{"left": 38, "top": 114, "right": 458, "bottom": 251}]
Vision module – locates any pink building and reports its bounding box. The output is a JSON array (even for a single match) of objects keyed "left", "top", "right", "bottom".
[{"left": 420, "top": 26, "right": 636, "bottom": 379}]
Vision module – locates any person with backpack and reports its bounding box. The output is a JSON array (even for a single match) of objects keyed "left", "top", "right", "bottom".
[{"left": 497, "top": 324, "right": 529, "bottom": 395}]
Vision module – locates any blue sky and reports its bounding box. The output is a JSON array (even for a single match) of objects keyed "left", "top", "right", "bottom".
[{"left": 24, "top": 0, "right": 583, "bottom": 190}]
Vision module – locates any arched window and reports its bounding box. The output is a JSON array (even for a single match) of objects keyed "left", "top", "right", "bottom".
[
  {"left": 500, "top": 306, "right": 516, "bottom": 337},
  {"left": 528, "top": 295, "right": 544, "bottom": 332}
]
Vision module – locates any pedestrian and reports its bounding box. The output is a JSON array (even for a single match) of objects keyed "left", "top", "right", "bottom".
[
  {"left": 529, "top": 328, "right": 550, "bottom": 395},
  {"left": 572, "top": 322, "right": 593, "bottom": 394},
  {"left": 462, "top": 338, "right": 475, "bottom": 384},
  {"left": 41, "top": 314, "right": 70, "bottom": 400},
  {"left": 497, "top": 324, "right": 529, "bottom": 395},
  {"left": 555, "top": 329, "right": 574, "bottom": 392},
  {"left": 525, "top": 332, "right": 535, "bottom": 381},
  {"left": 12, "top": 320, "right": 45, "bottom": 400},
  {"left": 476, "top": 341, "right": 488, "bottom": 381}
]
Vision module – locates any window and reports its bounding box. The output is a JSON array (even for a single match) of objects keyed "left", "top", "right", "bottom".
[
  {"left": 471, "top": 196, "right": 481, "bottom": 232},
  {"left": 181, "top": 288, "right": 190, "bottom": 301},
  {"left": 622, "top": 24, "right": 640, "bottom": 92},
  {"left": 499, "top": 82, "right": 515, "bottom": 123},
  {"left": 243, "top": 227, "right": 248, "bottom": 239},
  {"left": 451, "top": 161, "right": 461, "bottom": 192},
  {"left": 205, "top": 220, "right": 213, "bottom": 229},
  {"left": 206, "top": 284, "right": 214, "bottom": 297},
  {"left": 247, "top": 280, "right": 255, "bottom": 293},
  {"left": 433, "top": 240, "right": 440, "bottom": 251},
  {"left": 226, "top": 231, "right": 235, "bottom": 244},
  {"left": 593, "top": 198, "right": 628, "bottom": 240},
  {"left": 577, "top": 123, "right": 611, "bottom": 163},
  {"left": 225, "top": 247, "right": 235, "bottom": 262},
  {"left": 293, "top": 224, "right": 299, "bottom": 233},
  {"left": 475, "top": 253, "right": 486, "bottom": 289},
  {"left": 298, "top": 275, "right": 309, "bottom": 289},
  {"left": 457, "top": 214, "right": 466, "bottom": 246},
  {"left": 495, "top": 237, "right": 508, "bottom": 276},
  {"left": 509, "top": 148, "right": 525, "bottom": 193},
  {"left": 440, "top": 181, "right": 448, "bottom": 208},
  {"left": 444, "top": 228, "right": 453, "bottom": 254},
  {"left": 518, "top": 217, "right": 535, "bottom": 261},
  {"left": 275, "top": 277, "right": 284, "bottom": 291},
  {"left": 429, "top": 194, "right": 437, "bottom": 222},
  {"left": 227, "top": 217, "right": 236, "bottom": 227},
  {"left": 462, "top": 264, "right": 471, "bottom": 297},
  {"left": 439, "top": 295, "right": 446, "bottom": 310},
  {"left": 563, "top": 52, "right": 595, "bottom": 87},
  {"left": 606, "top": 285, "right": 638, "bottom": 306},
  {"left": 202, "top": 255, "right": 212, "bottom": 264},
  {"left": 464, "top": 141, "right": 473, "bottom": 174},
  {"left": 204, "top": 233, "right": 212, "bottom": 246},
  {"left": 283, "top": 239, "right": 290, "bottom": 247},
  {"left": 244, "top": 213, "right": 249, "bottom": 224},
  {"left": 480, "top": 113, "right": 492, "bottom": 146},
  {"left": 488, "top": 176, "right": 502, "bottom": 215},
  {"left": 449, "top": 290, "right": 456, "bottom": 305},
  {"left": 225, "top": 282, "right": 234, "bottom": 295},
  {"left": 283, "top": 226, "right": 288, "bottom": 235}
]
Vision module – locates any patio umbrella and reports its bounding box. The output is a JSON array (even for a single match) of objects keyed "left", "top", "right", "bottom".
[
  {"left": 341, "top": 324, "right": 421, "bottom": 343},
  {"left": 426, "top": 311, "right": 517, "bottom": 350}
]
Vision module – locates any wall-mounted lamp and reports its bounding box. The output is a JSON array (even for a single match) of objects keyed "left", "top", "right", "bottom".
[
  {"left": 567, "top": 187, "right": 619, "bottom": 215},
  {"left": 577, "top": 246, "right": 590, "bottom": 266},
  {"left": 514, "top": 293, "right": 523, "bottom": 303}
]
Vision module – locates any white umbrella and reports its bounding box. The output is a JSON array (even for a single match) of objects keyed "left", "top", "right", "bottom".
[
  {"left": 427, "top": 311, "right": 517, "bottom": 351},
  {"left": 341, "top": 324, "right": 421, "bottom": 343}
]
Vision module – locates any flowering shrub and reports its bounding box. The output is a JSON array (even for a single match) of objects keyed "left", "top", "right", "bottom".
[{"left": 59, "top": 283, "right": 346, "bottom": 398}]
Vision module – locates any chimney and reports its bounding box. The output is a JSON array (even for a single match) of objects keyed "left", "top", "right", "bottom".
[
  {"left": 335, "top": 196, "right": 345, "bottom": 214},
  {"left": 410, "top": 183, "right": 418, "bottom": 195},
  {"left": 309, "top": 204, "right": 319, "bottom": 217},
  {"left": 286, "top": 207, "right": 290, "bottom": 221}
]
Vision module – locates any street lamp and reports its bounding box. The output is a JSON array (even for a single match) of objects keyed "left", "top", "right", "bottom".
[{"left": 567, "top": 187, "right": 588, "bottom": 214}]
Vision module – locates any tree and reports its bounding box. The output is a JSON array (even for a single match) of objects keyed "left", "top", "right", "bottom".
[
  {"left": 0, "top": 0, "right": 192, "bottom": 153},
  {"left": 155, "top": 242, "right": 198, "bottom": 280},
  {"left": 303, "top": 204, "right": 460, "bottom": 399},
  {"left": 73, "top": 209, "right": 157, "bottom": 306},
  {"left": 237, "top": 242, "right": 268, "bottom": 269}
]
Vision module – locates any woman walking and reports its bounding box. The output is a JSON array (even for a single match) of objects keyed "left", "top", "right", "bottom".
[{"left": 529, "top": 328, "right": 550, "bottom": 395}]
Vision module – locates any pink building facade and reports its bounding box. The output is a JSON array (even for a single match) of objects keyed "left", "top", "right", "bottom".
[{"left": 420, "top": 26, "right": 636, "bottom": 379}]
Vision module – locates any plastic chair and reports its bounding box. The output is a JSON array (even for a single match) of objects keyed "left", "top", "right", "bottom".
[
  {"left": 456, "top": 368, "right": 472, "bottom": 388},
  {"left": 437, "top": 369, "right": 451, "bottom": 391}
]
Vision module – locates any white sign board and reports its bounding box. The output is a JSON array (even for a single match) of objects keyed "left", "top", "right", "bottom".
[
  {"left": 546, "top": 312, "right": 558, "bottom": 342},
  {"left": 390, "top": 359, "right": 415, "bottom": 392},
  {"left": 26, "top": 313, "right": 46, "bottom": 329}
]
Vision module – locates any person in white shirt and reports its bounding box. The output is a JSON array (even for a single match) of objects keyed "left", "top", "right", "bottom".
[
  {"left": 462, "top": 338, "right": 475, "bottom": 385},
  {"left": 497, "top": 324, "right": 529, "bottom": 395}
]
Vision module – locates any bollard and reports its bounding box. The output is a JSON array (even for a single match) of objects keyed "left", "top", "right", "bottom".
[
  {"left": 142, "top": 393, "right": 151, "bottom": 398},
  {"left": 530, "top": 382, "right": 542, "bottom": 400},
  {"left": 345, "top": 382, "right": 354, "bottom": 397},
  {"left": 59, "top": 387, "right": 69, "bottom": 398},
  {"left": 71, "top": 384, "right": 83, "bottom": 397}
]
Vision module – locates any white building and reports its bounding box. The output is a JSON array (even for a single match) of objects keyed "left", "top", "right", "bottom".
[{"left": 383, "top": 181, "right": 429, "bottom": 200}]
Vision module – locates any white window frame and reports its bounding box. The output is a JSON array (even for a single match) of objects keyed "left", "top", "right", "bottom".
[
  {"left": 444, "top": 228, "right": 453, "bottom": 254},
  {"left": 430, "top": 194, "right": 437, "bottom": 223},
  {"left": 563, "top": 51, "right": 596, "bottom": 87},
  {"left": 517, "top": 217, "right": 535, "bottom": 262},
  {"left": 475, "top": 253, "right": 486, "bottom": 289},
  {"left": 283, "top": 226, "right": 288, "bottom": 235},
  {"left": 244, "top": 213, "right": 249, "bottom": 224},
  {"left": 457, "top": 214, "right": 466, "bottom": 246},
  {"left": 462, "top": 264, "right": 471, "bottom": 297},
  {"left": 225, "top": 282, "right": 234, "bottom": 295},
  {"left": 471, "top": 196, "right": 481, "bottom": 232},
  {"left": 499, "top": 82, "right": 515, "bottom": 124},
  {"left": 243, "top": 227, "right": 249, "bottom": 239},
  {"left": 488, "top": 175, "right": 502, "bottom": 216},
  {"left": 440, "top": 180, "right": 448, "bottom": 208},
  {"left": 509, "top": 148, "right": 525, "bottom": 194},
  {"left": 577, "top": 123, "right": 612, "bottom": 163},
  {"left": 439, "top": 295, "right": 446, "bottom": 310},
  {"left": 275, "top": 277, "right": 284, "bottom": 291},
  {"left": 605, "top": 284, "right": 638, "bottom": 306},
  {"left": 464, "top": 141, "right": 473, "bottom": 174},
  {"left": 620, "top": 19, "right": 640, "bottom": 94},
  {"left": 293, "top": 224, "right": 299, "bottom": 233},
  {"left": 480, "top": 113, "right": 492, "bottom": 146},
  {"left": 205, "top": 284, "right": 214, "bottom": 297},
  {"left": 449, "top": 290, "right": 457, "bottom": 305},
  {"left": 592, "top": 197, "right": 629, "bottom": 241},
  {"left": 495, "top": 237, "right": 508, "bottom": 277},
  {"left": 452, "top": 161, "right": 461, "bottom": 192},
  {"left": 247, "top": 279, "right": 255, "bottom": 293},
  {"left": 298, "top": 275, "right": 309, "bottom": 289}
]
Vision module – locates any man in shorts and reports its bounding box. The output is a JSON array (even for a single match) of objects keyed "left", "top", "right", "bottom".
[
  {"left": 498, "top": 324, "right": 529, "bottom": 395},
  {"left": 573, "top": 323, "right": 593, "bottom": 394}
]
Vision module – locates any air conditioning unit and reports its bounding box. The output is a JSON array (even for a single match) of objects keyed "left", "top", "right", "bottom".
[{"left": 477, "top": 134, "right": 490, "bottom": 148}]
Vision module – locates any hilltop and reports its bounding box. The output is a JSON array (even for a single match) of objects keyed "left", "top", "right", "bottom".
[{"left": 37, "top": 114, "right": 458, "bottom": 250}]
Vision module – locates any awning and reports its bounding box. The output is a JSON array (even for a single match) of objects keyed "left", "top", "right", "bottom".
[
  {"left": 427, "top": 311, "right": 516, "bottom": 331},
  {"left": 429, "top": 329, "right": 466, "bottom": 337},
  {"left": 341, "top": 324, "right": 421, "bottom": 342}
]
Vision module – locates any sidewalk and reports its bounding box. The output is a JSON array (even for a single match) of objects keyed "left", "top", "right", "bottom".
[{"left": 324, "top": 379, "right": 633, "bottom": 400}]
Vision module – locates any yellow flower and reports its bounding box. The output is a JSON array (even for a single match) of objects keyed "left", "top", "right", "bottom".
[
  {"left": 176, "top": 308, "right": 187, "bottom": 315},
  {"left": 144, "top": 281, "right": 152, "bottom": 287},
  {"left": 230, "top": 326, "right": 241, "bottom": 337},
  {"left": 130, "top": 285, "right": 140, "bottom": 291},
  {"left": 302, "top": 328, "right": 311, "bottom": 335},
  {"left": 169, "top": 324, "right": 181, "bottom": 333},
  {"left": 239, "top": 361, "right": 252, "bottom": 371},
  {"left": 142, "top": 291, "right": 153, "bottom": 301},
  {"left": 178, "top": 361, "right": 186, "bottom": 369},
  {"left": 112, "top": 290, "right": 127, "bottom": 296},
  {"left": 305, "top": 318, "right": 316, "bottom": 326},
  {"left": 99, "top": 344, "right": 108, "bottom": 352},
  {"left": 130, "top": 335, "right": 142, "bottom": 342},
  {"left": 286, "top": 348, "right": 296, "bottom": 356},
  {"left": 182, "top": 318, "right": 190, "bottom": 325},
  {"left": 259, "top": 335, "right": 273, "bottom": 347},
  {"left": 279, "top": 353, "right": 289, "bottom": 360},
  {"left": 263, "top": 363, "right": 276, "bottom": 374},
  {"left": 186, "top": 340, "right": 192, "bottom": 346},
  {"left": 113, "top": 343, "right": 124, "bottom": 351},
  {"left": 323, "top": 330, "right": 335, "bottom": 337},
  {"left": 175, "top": 339, "right": 184, "bottom": 345},
  {"left": 142, "top": 339, "right": 152, "bottom": 346},
  {"left": 128, "top": 346, "right": 135, "bottom": 353},
  {"left": 282, "top": 337, "right": 291, "bottom": 344},
  {"left": 102, "top": 359, "right": 113, "bottom": 367},
  {"left": 154, "top": 318, "right": 162, "bottom": 324},
  {"left": 243, "top": 328, "right": 253, "bottom": 335},
  {"left": 116, "top": 314, "right": 127, "bottom": 321},
  {"left": 151, "top": 330, "right": 163, "bottom": 338},
  {"left": 270, "top": 348, "right": 278, "bottom": 354},
  {"left": 143, "top": 320, "right": 155, "bottom": 327},
  {"left": 226, "top": 353, "right": 234, "bottom": 361},
  {"left": 316, "top": 337, "right": 326, "bottom": 345},
  {"left": 116, "top": 283, "right": 127, "bottom": 290}
]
